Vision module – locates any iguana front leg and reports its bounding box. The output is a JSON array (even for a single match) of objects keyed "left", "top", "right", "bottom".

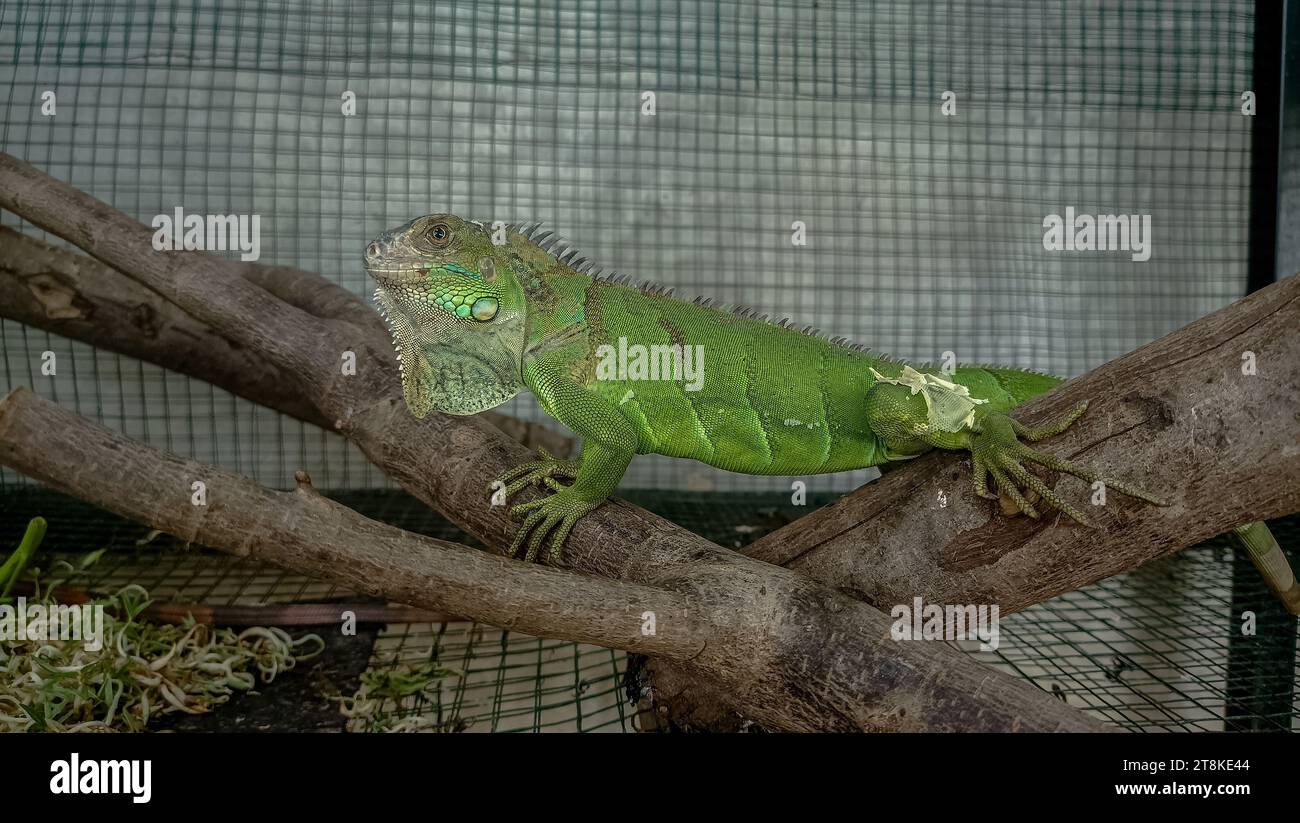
[
  {"left": 866, "top": 366, "right": 1167, "bottom": 526},
  {"left": 494, "top": 366, "right": 637, "bottom": 564}
]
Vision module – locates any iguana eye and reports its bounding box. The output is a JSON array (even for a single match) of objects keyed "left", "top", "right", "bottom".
[{"left": 425, "top": 222, "right": 453, "bottom": 248}]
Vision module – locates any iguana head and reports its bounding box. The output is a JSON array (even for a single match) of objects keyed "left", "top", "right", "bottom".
[{"left": 365, "top": 214, "right": 528, "bottom": 417}]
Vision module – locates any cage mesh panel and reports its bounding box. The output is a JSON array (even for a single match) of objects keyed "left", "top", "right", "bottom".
[{"left": 0, "top": 0, "right": 1253, "bottom": 492}]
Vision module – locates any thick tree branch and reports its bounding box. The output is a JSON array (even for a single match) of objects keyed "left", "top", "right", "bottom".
[
  {"left": 0, "top": 387, "right": 1105, "bottom": 731},
  {"left": 639, "top": 276, "right": 1300, "bottom": 730},
  {"left": 641, "top": 275, "right": 1300, "bottom": 729},
  {"left": 0, "top": 225, "right": 328, "bottom": 427},
  {"left": 0, "top": 387, "right": 704, "bottom": 657}
]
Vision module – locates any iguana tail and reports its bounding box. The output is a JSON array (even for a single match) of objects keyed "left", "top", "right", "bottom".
[{"left": 1231, "top": 522, "right": 1300, "bottom": 615}]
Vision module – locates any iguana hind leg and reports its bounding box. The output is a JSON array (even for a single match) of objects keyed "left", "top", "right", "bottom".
[{"left": 865, "top": 368, "right": 1168, "bottom": 527}]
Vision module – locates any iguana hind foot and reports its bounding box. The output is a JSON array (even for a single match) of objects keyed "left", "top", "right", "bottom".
[{"left": 971, "top": 405, "right": 1169, "bottom": 527}]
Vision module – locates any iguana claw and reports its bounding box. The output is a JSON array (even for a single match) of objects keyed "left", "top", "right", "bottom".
[{"left": 493, "top": 448, "right": 581, "bottom": 499}]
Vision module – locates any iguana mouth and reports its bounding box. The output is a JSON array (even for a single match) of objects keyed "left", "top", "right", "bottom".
[{"left": 365, "top": 264, "right": 427, "bottom": 287}]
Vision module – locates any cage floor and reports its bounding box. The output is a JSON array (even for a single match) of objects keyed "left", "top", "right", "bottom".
[{"left": 1, "top": 489, "right": 1295, "bottom": 732}]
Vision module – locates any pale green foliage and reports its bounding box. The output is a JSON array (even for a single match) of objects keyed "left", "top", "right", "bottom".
[
  {"left": 338, "top": 661, "right": 465, "bottom": 733},
  {"left": 0, "top": 546, "right": 324, "bottom": 732}
]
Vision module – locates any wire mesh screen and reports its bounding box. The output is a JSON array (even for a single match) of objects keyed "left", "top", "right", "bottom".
[{"left": 0, "top": 0, "right": 1256, "bottom": 492}]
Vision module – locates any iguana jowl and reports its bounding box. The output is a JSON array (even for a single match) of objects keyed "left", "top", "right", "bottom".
[{"left": 363, "top": 214, "right": 1280, "bottom": 592}]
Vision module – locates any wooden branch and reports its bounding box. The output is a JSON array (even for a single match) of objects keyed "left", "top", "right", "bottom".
[
  {"left": 0, "top": 387, "right": 1105, "bottom": 731},
  {"left": 0, "top": 226, "right": 328, "bottom": 427},
  {"left": 0, "top": 226, "right": 573, "bottom": 457},
  {"left": 641, "top": 276, "right": 1300, "bottom": 729},
  {"left": 740, "top": 273, "right": 1300, "bottom": 614},
  {"left": 0, "top": 387, "right": 705, "bottom": 657}
]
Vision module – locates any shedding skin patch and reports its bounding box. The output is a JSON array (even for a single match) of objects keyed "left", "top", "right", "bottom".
[{"left": 869, "top": 365, "right": 990, "bottom": 435}]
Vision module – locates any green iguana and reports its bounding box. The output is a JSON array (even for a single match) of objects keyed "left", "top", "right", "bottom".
[{"left": 364, "top": 214, "right": 1293, "bottom": 607}]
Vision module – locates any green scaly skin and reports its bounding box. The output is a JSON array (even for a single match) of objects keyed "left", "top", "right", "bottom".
[{"left": 363, "top": 214, "right": 1182, "bottom": 566}]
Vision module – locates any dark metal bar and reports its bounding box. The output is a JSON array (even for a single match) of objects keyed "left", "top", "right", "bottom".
[{"left": 1225, "top": 0, "right": 1297, "bottom": 732}]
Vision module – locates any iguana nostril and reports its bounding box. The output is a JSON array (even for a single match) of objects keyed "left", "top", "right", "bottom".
[{"left": 366, "top": 241, "right": 381, "bottom": 259}]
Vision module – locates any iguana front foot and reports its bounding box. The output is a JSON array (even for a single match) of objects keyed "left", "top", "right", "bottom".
[
  {"left": 506, "top": 490, "right": 601, "bottom": 564},
  {"left": 493, "top": 449, "right": 595, "bottom": 564},
  {"left": 970, "top": 403, "right": 1168, "bottom": 527}
]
